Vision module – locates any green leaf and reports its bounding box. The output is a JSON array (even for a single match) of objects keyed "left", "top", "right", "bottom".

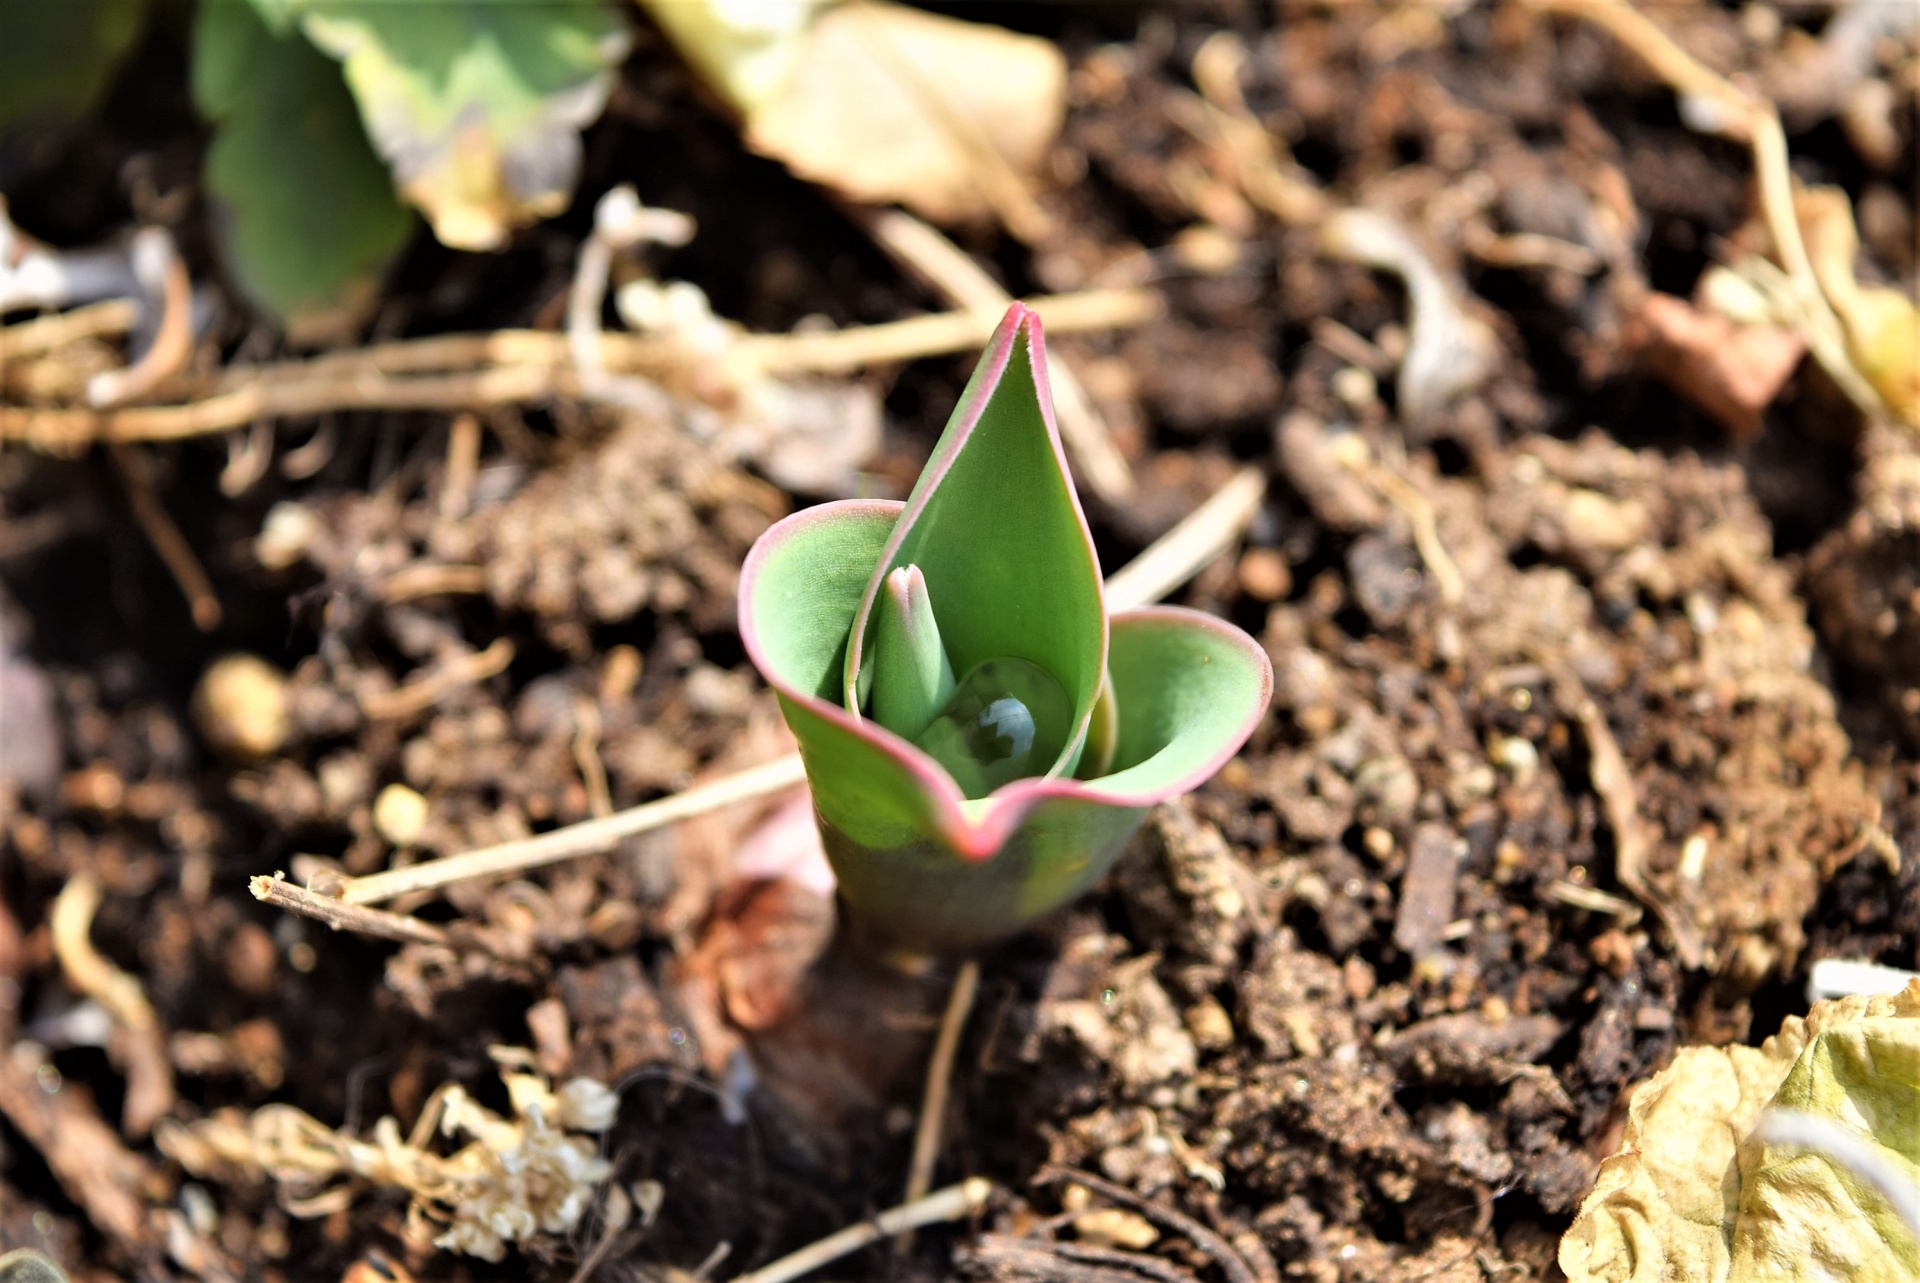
[
  {"left": 743, "top": 499, "right": 946, "bottom": 854},
  {"left": 0, "top": 0, "right": 145, "bottom": 130},
  {"left": 1084, "top": 607, "right": 1274, "bottom": 800},
  {"left": 194, "top": 0, "right": 413, "bottom": 336},
  {"left": 286, "top": 0, "right": 630, "bottom": 250},
  {"left": 870, "top": 565, "right": 954, "bottom": 741},
  {"left": 739, "top": 304, "right": 1274, "bottom": 950},
  {"left": 741, "top": 508, "right": 1272, "bottom": 950},
  {"left": 844, "top": 304, "right": 1106, "bottom": 782}
]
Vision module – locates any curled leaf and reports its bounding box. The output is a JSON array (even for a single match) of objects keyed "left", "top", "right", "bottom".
[
  {"left": 291, "top": 0, "right": 631, "bottom": 251},
  {"left": 194, "top": 0, "right": 413, "bottom": 337},
  {"left": 1560, "top": 980, "right": 1920, "bottom": 1283},
  {"left": 645, "top": 0, "right": 1065, "bottom": 234},
  {"left": 870, "top": 565, "right": 955, "bottom": 741},
  {"left": 739, "top": 306, "right": 1272, "bottom": 949}
]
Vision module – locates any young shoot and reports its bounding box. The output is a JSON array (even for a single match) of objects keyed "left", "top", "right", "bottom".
[{"left": 739, "top": 303, "right": 1271, "bottom": 949}]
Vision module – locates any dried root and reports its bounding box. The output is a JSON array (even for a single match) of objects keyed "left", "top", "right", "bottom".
[{"left": 158, "top": 1048, "right": 619, "bottom": 1262}]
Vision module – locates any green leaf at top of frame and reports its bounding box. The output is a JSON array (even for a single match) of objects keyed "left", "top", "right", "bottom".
[
  {"left": 280, "top": 0, "right": 631, "bottom": 252},
  {"left": 0, "top": 0, "right": 146, "bottom": 131},
  {"left": 194, "top": 0, "right": 414, "bottom": 341}
]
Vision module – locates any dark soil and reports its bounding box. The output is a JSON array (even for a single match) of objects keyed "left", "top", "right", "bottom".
[{"left": 2, "top": 3, "right": 1916, "bottom": 1282}]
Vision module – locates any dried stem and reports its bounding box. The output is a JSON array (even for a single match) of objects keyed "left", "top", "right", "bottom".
[
  {"left": 1523, "top": 0, "right": 1887, "bottom": 422},
  {"left": 860, "top": 208, "right": 1136, "bottom": 502},
  {"left": 898, "top": 959, "right": 980, "bottom": 1251},
  {"left": 1, "top": 289, "right": 1160, "bottom": 447},
  {"left": 110, "top": 442, "right": 222, "bottom": 631},
  {"left": 1103, "top": 466, "right": 1266, "bottom": 613},
  {"left": 358, "top": 638, "right": 516, "bottom": 722},
  {"left": 248, "top": 875, "right": 452, "bottom": 948},
  {"left": 1569, "top": 685, "right": 1703, "bottom": 966},
  {"left": 328, "top": 460, "right": 1265, "bottom": 910},
  {"left": 732, "top": 1178, "right": 992, "bottom": 1283},
  {"left": 339, "top": 755, "right": 811, "bottom": 906},
  {"left": 0, "top": 298, "right": 139, "bottom": 361},
  {"left": 87, "top": 229, "right": 194, "bottom": 408},
  {"left": 1034, "top": 1166, "right": 1262, "bottom": 1283},
  {"left": 730, "top": 289, "right": 1159, "bottom": 378},
  {"left": 1363, "top": 464, "right": 1464, "bottom": 608},
  {"left": 49, "top": 876, "right": 176, "bottom": 1137}
]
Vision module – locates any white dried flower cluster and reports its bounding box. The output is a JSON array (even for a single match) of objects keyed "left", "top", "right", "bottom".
[
  {"left": 156, "top": 1049, "right": 621, "bottom": 1264},
  {"left": 423, "top": 1070, "right": 619, "bottom": 1261}
]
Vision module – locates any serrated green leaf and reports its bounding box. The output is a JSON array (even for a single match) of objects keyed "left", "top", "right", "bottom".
[
  {"left": 194, "top": 0, "right": 413, "bottom": 335},
  {"left": 286, "top": 0, "right": 630, "bottom": 251},
  {"left": 0, "top": 0, "right": 145, "bottom": 129}
]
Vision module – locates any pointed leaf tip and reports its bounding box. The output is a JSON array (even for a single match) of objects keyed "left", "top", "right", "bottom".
[
  {"left": 842, "top": 295, "right": 1104, "bottom": 786},
  {"left": 871, "top": 564, "right": 955, "bottom": 739}
]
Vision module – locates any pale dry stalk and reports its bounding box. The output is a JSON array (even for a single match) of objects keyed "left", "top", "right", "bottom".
[{"left": 329, "top": 461, "right": 1266, "bottom": 911}]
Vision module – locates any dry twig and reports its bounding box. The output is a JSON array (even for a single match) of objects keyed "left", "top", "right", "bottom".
[
  {"left": 1, "top": 289, "right": 1160, "bottom": 447},
  {"left": 1358, "top": 463, "right": 1465, "bottom": 608},
  {"left": 378, "top": 563, "right": 489, "bottom": 603},
  {"left": 1102, "top": 466, "right": 1266, "bottom": 613},
  {"left": 358, "top": 638, "right": 516, "bottom": 721},
  {"left": 899, "top": 959, "right": 980, "bottom": 1250},
  {"left": 249, "top": 875, "right": 454, "bottom": 948},
  {"left": 860, "top": 208, "right": 1136, "bottom": 502},
  {"left": 0, "top": 1041, "right": 161, "bottom": 1266},
  {"left": 86, "top": 229, "right": 194, "bottom": 408},
  {"left": 1523, "top": 0, "right": 1888, "bottom": 422},
  {"left": 1181, "top": 33, "right": 1329, "bottom": 228},
  {"left": 1570, "top": 691, "right": 1704, "bottom": 967},
  {"left": 571, "top": 691, "right": 614, "bottom": 820},
  {"left": 0, "top": 298, "right": 139, "bottom": 361},
  {"left": 731, "top": 1178, "right": 993, "bottom": 1283},
  {"left": 1034, "top": 1167, "right": 1263, "bottom": 1283},
  {"left": 49, "top": 875, "right": 176, "bottom": 1137},
  {"left": 111, "top": 441, "right": 223, "bottom": 632},
  {"left": 339, "top": 755, "right": 812, "bottom": 906}
]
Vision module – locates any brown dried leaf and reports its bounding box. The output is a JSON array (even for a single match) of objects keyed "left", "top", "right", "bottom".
[
  {"left": 1631, "top": 292, "right": 1805, "bottom": 439},
  {"left": 742, "top": 1, "right": 1064, "bottom": 233},
  {"left": 1560, "top": 981, "right": 1920, "bottom": 1283}
]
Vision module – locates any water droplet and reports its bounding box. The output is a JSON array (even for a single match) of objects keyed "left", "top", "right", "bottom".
[
  {"left": 1100, "top": 987, "right": 1117, "bottom": 1005},
  {"left": 668, "top": 1027, "right": 687, "bottom": 1045},
  {"left": 913, "top": 657, "right": 1071, "bottom": 798}
]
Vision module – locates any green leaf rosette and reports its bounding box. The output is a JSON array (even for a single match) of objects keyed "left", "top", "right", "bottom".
[{"left": 739, "top": 304, "right": 1271, "bottom": 949}]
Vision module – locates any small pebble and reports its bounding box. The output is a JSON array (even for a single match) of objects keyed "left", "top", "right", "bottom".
[
  {"left": 1236, "top": 547, "right": 1293, "bottom": 602},
  {"left": 193, "top": 654, "right": 291, "bottom": 759},
  {"left": 1072, "top": 1208, "right": 1159, "bottom": 1250},
  {"left": 373, "top": 784, "right": 430, "bottom": 846},
  {"left": 1184, "top": 995, "right": 1235, "bottom": 1050},
  {"left": 253, "top": 502, "right": 320, "bottom": 571},
  {"left": 0, "top": 615, "right": 60, "bottom": 798}
]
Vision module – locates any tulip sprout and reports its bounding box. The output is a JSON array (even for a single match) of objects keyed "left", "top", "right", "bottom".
[{"left": 739, "top": 303, "right": 1271, "bottom": 949}]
